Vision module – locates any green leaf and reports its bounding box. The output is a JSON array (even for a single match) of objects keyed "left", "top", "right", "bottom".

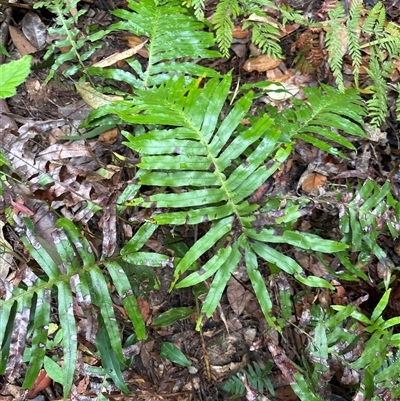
[
  {"left": 44, "top": 356, "right": 64, "bottom": 385},
  {"left": 22, "top": 288, "right": 51, "bottom": 389},
  {"left": 201, "top": 241, "right": 241, "bottom": 317},
  {"left": 106, "top": 261, "right": 147, "bottom": 340},
  {"left": 251, "top": 241, "right": 302, "bottom": 275},
  {"left": 95, "top": 323, "right": 129, "bottom": 393},
  {"left": 88, "top": 267, "right": 124, "bottom": 362},
  {"left": 152, "top": 307, "right": 194, "bottom": 327},
  {"left": 160, "top": 342, "right": 191, "bottom": 367},
  {"left": 57, "top": 282, "right": 77, "bottom": 398},
  {"left": 245, "top": 247, "right": 278, "bottom": 329},
  {"left": 176, "top": 247, "right": 232, "bottom": 288},
  {"left": 0, "top": 56, "right": 32, "bottom": 99},
  {"left": 371, "top": 288, "right": 391, "bottom": 323}
]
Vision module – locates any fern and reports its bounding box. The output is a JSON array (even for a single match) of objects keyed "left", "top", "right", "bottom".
[
  {"left": 183, "top": 0, "right": 205, "bottom": 20},
  {"left": 242, "top": 20, "right": 283, "bottom": 59},
  {"left": 90, "top": 74, "right": 354, "bottom": 331},
  {"left": 0, "top": 215, "right": 163, "bottom": 396},
  {"left": 267, "top": 84, "right": 366, "bottom": 157},
  {"left": 365, "top": 53, "right": 390, "bottom": 127},
  {"left": 339, "top": 179, "right": 400, "bottom": 284},
  {"left": 222, "top": 361, "right": 274, "bottom": 397},
  {"left": 86, "top": 0, "right": 220, "bottom": 90},
  {"left": 33, "top": 0, "right": 98, "bottom": 82},
  {"left": 212, "top": 0, "right": 240, "bottom": 58},
  {"left": 362, "top": 2, "right": 386, "bottom": 36},
  {"left": 325, "top": 2, "right": 346, "bottom": 92},
  {"left": 346, "top": 0, "right": 363, "bottom": 86}
]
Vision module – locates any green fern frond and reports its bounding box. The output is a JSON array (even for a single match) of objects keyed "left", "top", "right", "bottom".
[
  {"left": 365, "top": 53, "right": 390, "bottom": 127},
  {"left": 346, "top": 0, "right": 363, "bottom": 85},
  {"left": 33, "top": 0, "right": 96, "bottom": 82},
  {"left": 267, "top": 83, "right": 365, "bottom": 156},
  {"left": 212, "top": 0, "right": 240, "bottom": 58},
  {"left": 340, "top": 179, "right": 400, "bottom": 270},
  {"left": 325, "top": 3, "right": 346, "bottom": 92},
  {"left": 279, "top": 4, "right": 319, "bottom": 27},
  {"left": 362, "top": 2, "right": 385, "bottom": 36},
  {"left": 242, "top": 21, "right": 283, "bottom": 58},
  {"left": 97, "top": 75, "right": 348, "bottom": 326},
  {"left": 75, "top": 0, "right": 220, "bottom": 89},
  {"left": 222, "top": 361, "right": 274, "bottom": 396},
  {"left": 0, "top": 215, "right": 163, "bottom": 397},
  {"left": 183, "top": 0, "right": 205, "bottom": 20}
]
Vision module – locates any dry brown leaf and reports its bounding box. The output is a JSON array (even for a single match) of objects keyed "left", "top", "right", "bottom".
[
  {"left": 25, "top": 370, "right": 52, "bottom": 398},
  {"left": 138, "top": 297, "right": 150, "bottom": 322},
  {"left": 37, "top": 141, "right": 93, "bottom": 161},
  {"left": 93, "top": 40, "right": 148, "bottom": 68},
  {"left": 9, "top": 25, "right": 37, "bottom": 55},
  {"left": 232, "top": 26, "right": 249, "bottom": 39},
  {"left": 122, "top": 34, "right": 149, "bottom": 58},
  {"left": 98, "top": 127, "right": 119, "bottom": 144},
  {"left": 227, "top": 277, "right": 253, "bottom": 315},
  {"left": 243, "top": 55, "right": 282, "bottom": 72},
  {"left": 21, "top": 12, "right": 47, "bottom": 50},
  {"left": 301, "top": 172, "right": 327, "bottom": 192}
]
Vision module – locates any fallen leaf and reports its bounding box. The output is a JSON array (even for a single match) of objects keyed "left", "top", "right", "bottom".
[
  {"left": 25, "top": 369, "right": 51, "bottom": 398},
  {"left": 9, "top": 26, "right": 37, "bottom": 55},
  {"left": 138, "top": 297, "right": 150, "bottom": 322},
  {"left": 75, "top": 82, "right": 124, "bottom": 109},
  {"left": 227, "top": 277, "right": 253, "bottom": 315},
  {"left": 22, "top": 12, "right": 47, "bottom": 50},
  {"left": 232, "top": 26, "right": 249, "bottom": 38},
  {"left": 93, "top": 40, "right": 148, "bottom": 68},
  {"left": 301, "top": 172, "right": 327, "bottom": 192},
  {"left": 98, "top": 127, "right": 119, "bottom": 144},
  {"left": 243, "top": 55, "right": 282, "bottom": 72}
]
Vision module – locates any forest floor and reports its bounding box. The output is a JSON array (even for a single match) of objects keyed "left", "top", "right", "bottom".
[{"left": 1, "top": 0, "right": 400, "bottom": 400}]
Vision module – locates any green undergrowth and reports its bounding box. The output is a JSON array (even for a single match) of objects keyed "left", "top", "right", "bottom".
[{"left": 1, "top": 0, "right": 400, "bottom": 400}]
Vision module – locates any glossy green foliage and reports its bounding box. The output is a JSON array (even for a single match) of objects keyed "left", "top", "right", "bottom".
[
  {"left": 0, "top": 217, "right": 162, "bottom": 398},
  {"left": 34, "top": 0, "right": 98, "bottom": 82},
  {"left": 339, "top": 179, "right": 400, "bottom": 287},
  {"left": 96, "top": 74, "right": 352, "bottom": 327},
  {"left": 268, "top": 84, "right": 366, "bottom": 157},
  {"left": 86, "top": 0, "right": 221, "bottom": 89},
  {"left": 0, "top": 56, "right": 32, "bottom": 99},
  {"left": 222, "top": 361, "right": 274, "bottom": 397}
]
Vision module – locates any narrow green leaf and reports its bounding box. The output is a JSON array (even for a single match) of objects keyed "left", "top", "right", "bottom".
[
  {"left": 56, "top": 219, "right": 95, "bottom": 267},
  {"left": 95, "top": 324, "right": 129, "bottom": 392},
  {"left": 44, "top": 356, "right": 63, "bottom": 385},
  {"left": 160, "top": 342, "right": 191, "bottom": 367},
  {"left": 295, "top": 274, "right": 334, "bottom": 290},
  {"left": 371, "top": 289, "right": 391, "bottom": 323},
  {"left": 251, "top": 241, "right": 302, "bottom": 275},
  {"left": 176, "top": 247, "right": 232, "bottom": 288},
  {"left": 23, "top": 289, "right": 51, "bottom": 389},
  {"left": 245, "top": 247, "right": 278, "bottom": 329},
  {"left": 174, "top": 217, "right": 232, "bottom": 279},
  {"left": 88, "top": 267, "right": 124, "bottom": 362},
  {"left": 105, "top": 261, "right": 147, "bottom": 340},
  {"left": 20, "top": 218, "right": 61, "bottom": 279},
  {"left": 56, "top": 282, "right": 77, "bottom": 398},
  {"left": 201, "top": 242, "right": 241, "bottom": 317},
  {"left": 121, "top": 222, "right": 158, "bottom": 255},
  {"left": 152, "top": 307, "right": 194, "bottom": 327},
  {"left": 351, "top": 331, "right": 391, "bottom": 371}
]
